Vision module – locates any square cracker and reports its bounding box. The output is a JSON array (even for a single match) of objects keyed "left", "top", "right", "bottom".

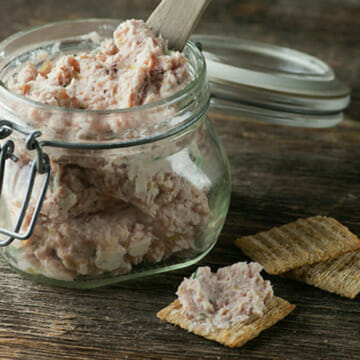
[
  {"left": 157, "top": 297, "right": 295, "bottom": 348},
  {"left": 234, "top": 216, "right": 360, "bottom": 275},
  {"left": 284, "top": 249, "right": 360, "bottom": 299}
]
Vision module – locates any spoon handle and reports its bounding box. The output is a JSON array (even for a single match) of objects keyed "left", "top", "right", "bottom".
[{"left": 147, "top": 0, "right": 211, "bottom": 51}]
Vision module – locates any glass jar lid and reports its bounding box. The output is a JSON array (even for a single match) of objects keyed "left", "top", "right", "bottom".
[{"left": 191, "top": 35, "right": 351, "bottom": 128}]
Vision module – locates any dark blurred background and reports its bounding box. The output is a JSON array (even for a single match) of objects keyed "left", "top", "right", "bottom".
[{"left": 0, "top": 0, "right": 359, "bottom": 117}]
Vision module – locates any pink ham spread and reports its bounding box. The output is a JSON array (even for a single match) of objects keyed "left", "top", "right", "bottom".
[
  {"left": 9, "top": 19, "right": 191, "bottom": 110},
  {"left": 3, "top": 20, "right": 210, "bottom": 281},
  {"left": 176, "top": 262, "right": 273, "bottom": 332}
]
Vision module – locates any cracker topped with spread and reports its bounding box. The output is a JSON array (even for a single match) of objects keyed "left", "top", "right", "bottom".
[{"left": 157, "top": 262, "right": 295, "bottom": 348}]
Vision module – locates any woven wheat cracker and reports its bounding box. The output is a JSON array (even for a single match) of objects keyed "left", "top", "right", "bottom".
[
  {"left": 157, "top": 297, "right": 295, "bottom": 348},
  {"left": 284, "top": 249, "right": 360, "bottom": 299},
  {"left": 235, "top": 216, "right": 360, "bottom": 275}
]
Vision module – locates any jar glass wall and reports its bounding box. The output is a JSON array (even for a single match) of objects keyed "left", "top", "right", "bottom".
[{"left": 0, "top": 19, "right": 231, "bottom": 288}]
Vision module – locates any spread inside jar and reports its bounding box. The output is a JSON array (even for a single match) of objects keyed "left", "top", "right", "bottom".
[
  {"left": 1, "top": 19, "right": 212, "bottom": 282},
  {"left": 7, "top": 19, "right": 191, "bottom": 110}
]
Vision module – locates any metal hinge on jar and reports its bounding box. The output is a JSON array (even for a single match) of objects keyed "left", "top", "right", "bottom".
[{"left": 0, "top": 120, "right": 51, "bottom": 246}]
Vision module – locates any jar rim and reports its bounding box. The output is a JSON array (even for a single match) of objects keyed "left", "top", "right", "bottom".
[
  {"left": 0, "top": 18, "right": 206, "bottom": 116},
  {"left": 0, "top": 18, "right": 210, "bottom": 148}
]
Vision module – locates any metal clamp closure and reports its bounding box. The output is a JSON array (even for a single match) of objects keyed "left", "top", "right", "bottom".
[{"left": 0, "top": 120, "right": 51, "bottom": 246}]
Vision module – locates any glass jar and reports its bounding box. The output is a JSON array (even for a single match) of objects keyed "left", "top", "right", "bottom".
[
  {"left": 0, "top": 19, "right": 231, "bottom": 288},
  {"left": 0, "top": 19, "right": 350, "bottom": 288}
]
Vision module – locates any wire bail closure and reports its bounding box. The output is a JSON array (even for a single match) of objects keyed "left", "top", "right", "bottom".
[{"left": 0, "top": 120, "right": 51, "bottom": 247}]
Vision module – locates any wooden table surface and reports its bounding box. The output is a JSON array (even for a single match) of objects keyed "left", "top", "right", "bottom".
[{"left": 1, "top": 1, "right": 360, "bottom": 359}]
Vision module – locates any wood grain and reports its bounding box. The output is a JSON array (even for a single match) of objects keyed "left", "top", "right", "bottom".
[{"left": 0, "top": 1, "right": 360, "bottom": 359}]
